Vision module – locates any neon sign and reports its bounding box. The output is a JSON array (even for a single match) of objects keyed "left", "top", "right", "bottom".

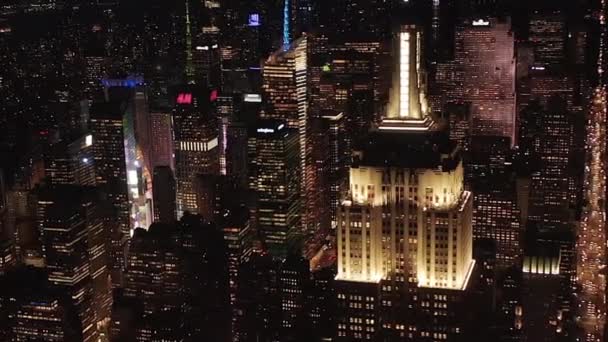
[
  {"left": 210, "top": 90, "right": 218, "bottom": 102},
  {"left": 243, "top": 94, "right": 262, "bottom": 103},
  {"left": 257, "top": 128, "right": 275, "bottom": 134},
  {"left": 177, "top": 93, "right": 193, "bottom": 104},
  {"left": 472, "top": 19, "right": 490, "bottom": 27},
  {"left": 249, "top": 13, "right": 261, "bottom": 27}
]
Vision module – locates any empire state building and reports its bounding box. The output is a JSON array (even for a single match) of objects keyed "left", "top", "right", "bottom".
[{"left": 335, "top": 25, "right": 475, "bottom": 341}]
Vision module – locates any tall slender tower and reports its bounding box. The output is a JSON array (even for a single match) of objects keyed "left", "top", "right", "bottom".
[
  {"left": 262, "top": 36, "right": 309, "bottom": 234},
  {"left": 184, "top": 0, "right": 195, "bottom": 83},
  {"left": 335, "top": 25, "right": 475, "bottom": 341}
]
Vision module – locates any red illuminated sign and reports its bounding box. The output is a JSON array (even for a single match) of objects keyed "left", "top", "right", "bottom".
[
  {"left": 210, "top": 90, "right": 218, "bottom": 102},
  {"left": 177, "top": 93, "right": 193, "bottom": 104}
]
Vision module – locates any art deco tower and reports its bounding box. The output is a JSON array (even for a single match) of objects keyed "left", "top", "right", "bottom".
[
  {"left": 335, "top": 25, "right": 475, "bottom": 341},
  {"left": 386, "top": 25, "right": 429, "bottom": 122}
]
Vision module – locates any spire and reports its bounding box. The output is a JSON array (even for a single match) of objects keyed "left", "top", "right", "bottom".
[
  {"left": 380, "top": 25, "right": 433, "bottom": 131},
  {"left": 283, "top": 0, "right": 291, "bottom": 51},
  {"left": 184, "top": 0, "right": 195, "bottom": 84}
]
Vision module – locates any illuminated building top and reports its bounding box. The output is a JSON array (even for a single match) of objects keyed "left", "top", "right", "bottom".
[
  {"left": 337, "top": 121, "right": 473, "bottom": 291},
  {"left": 336, "top": 25, "right": 473, "bottom": 291},
  {"left": 383, "top": 25, "right": 430, "bottom": 130}
]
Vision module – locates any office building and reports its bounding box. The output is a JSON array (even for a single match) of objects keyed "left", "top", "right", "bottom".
[
  {"left": 335, "top": 25, "right": 475, "bottom": 341},
  {"left": 124, "top": 215, "right": 230, "bottom": 340},
  {"left": 172, "top": 87, "right": 220, "bottom": 216},
  {"left": 306, "top": 117, "right": 331, "bottom": 238},
  {"left": 235, "top": 253, "right": 281, "bottom": 341},
  {"left": 250, "top": 120, "right": 301, "bottom": 258},
  {"left": 472, "top": 176, "right": 521, "bottom": 270},
  {"left": 279, "top": 253, "right": 311, "bottom": 340},
  {"left": 37, "top": 185, "right": 112, "bottom": 342},
  {"left": 0, "top": 238, "right": 15, "bottom": 276},
  {"left": 0, "top": 268, "right": 83, "bottom": 341},
  {"left": 219, "top": 206, "right": 253, "bottom": 337},
  {"left": 89, "top": 102, "right": 130, "bottom": 285},
  {"left": 150, "top": 108, "right": 175, "bottom": 170},
  {"left": 529, "top": 12, "right": 566, "bottom": 67},
  {"left": 124, "top": 225, "right": 182, "bottom": 316},
  {"left": 521, "top": 245, "right": 566, "bottom": 341},
  {"left": 527, "top": 98, "right": 574, "bottom": 231},
  {"left": 68, "top": 134, "right": 96, "bottom": 187},
  {"left": 262, "top": 36, "right": 310, "bottom": 231},
  {"left": 321, "top": 111, "right": 349, "bottom": 226},
  {"left": 152, "top": 166, "right": 177, "bottom": 224},
  {"left": 437, "top": 17, "right": 516, "bottom": 143},
  {"left": 43, "top": 142, "right": 73, "bottom": 185}
]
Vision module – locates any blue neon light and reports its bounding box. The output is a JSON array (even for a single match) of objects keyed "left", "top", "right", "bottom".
[
  {"left": 282, "top": 0, "right": 290, "bottom": 50},
  {"left": 248, "top": 13, "right": 260, "bottom": 27}
]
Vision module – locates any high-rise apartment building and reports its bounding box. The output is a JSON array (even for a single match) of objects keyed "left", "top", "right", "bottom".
[{"left": 335, "top": 25, "right": 475, "bottom": 341}]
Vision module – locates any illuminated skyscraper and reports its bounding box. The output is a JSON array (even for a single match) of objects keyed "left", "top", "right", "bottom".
[
  {"left": 43, "top": 143, "right": 73, "bottom": 185},
  {"left": 219, "top": 206, "right": 253, "bottom": 338},
  {"left": 172, "top": 88, "right": 220, "bottom": 216},
  {"left": 250, "top": 120, "right": 301, "bottom": 258},
  {"left": 89, "top": 102, "right": 130, "bottom": 287},
  {"left": 124, "top": 226, "right": 182, "bottom": 316},
  {"left": 278, "top": 253, "right": 311, "bottom": 339},
  {"left": 335, "top": 25, "right": 475, "bottom": 341},
  {"left": 124, "top": 216, "right": 230, "bottom": 340},
  {"left": 68, "top": 134, "right": 96, "bottom": 187},
  {"left": 526, "top": 98, "right": 575, "bottom": 232},
  {"left": 261, "top": 36, "right": 310, "bottom": 231},
  {"left": 437, "top": 18, "right": 516, "bottom": 143},
  {"left": 306, "top": 117, "right": 331, "bottom": 239},
  {"left": 150, "top": 108, "right": 174, "bottom": 171},
  {"left": 0, "top": 268, "right": 83, "bottom": 342},
  {"left": 37, "top": 185, "right": 112, "bottom": 342},
  {"left": 529, "top": 11, "right": 566, "bottom": 67},
  {"left": 321, "top": 112, "right": 349, "bottom": 226},
  {"left": 472, "top": 175, "right": 521, "bottom": 270},
  {"left": 385, "top": 26, "right": 429, "bottom": 121},
  {"left": 521, "top": 247, "right": 565, "bottom": 341}
]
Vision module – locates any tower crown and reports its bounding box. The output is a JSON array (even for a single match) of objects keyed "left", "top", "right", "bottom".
[{"left": 387, "top": 25, "right": 428, "bottom": 120}]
